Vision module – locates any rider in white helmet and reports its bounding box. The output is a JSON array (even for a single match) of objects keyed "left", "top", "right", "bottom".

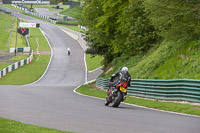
[{"left": 109, "top": 67, "right": 131, "bottom": 93}]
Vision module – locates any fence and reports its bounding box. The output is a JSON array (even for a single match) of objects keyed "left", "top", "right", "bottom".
[
  {"left": 11, "top": 4, "right": 57, "bottom": 24},
  {"left": 0, "top": 50, "right": 34, "bottom": 78},
  {"left": 96, "top": 78, "right": 200, "bottom": 103},
  {"left": 11, "top": 4, "right": 88, "bottom": 30}
]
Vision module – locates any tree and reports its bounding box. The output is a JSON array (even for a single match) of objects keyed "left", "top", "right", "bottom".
[
  {"left": 82, "top": 0, "right": 160, "bottom": 63},
  {"left": 144, "top": 0, "right": 200, "bottom": 41},
  {"left": 114, "top": 0, "right": 159, "bottom": 56}
]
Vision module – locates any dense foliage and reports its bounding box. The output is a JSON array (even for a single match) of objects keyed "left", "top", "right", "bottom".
[
  {"left": 144, "top": 0, "right": 200, "bottom": 41},
  {"left": 81, "top": 0, "right": 200, "bottom": 65}
]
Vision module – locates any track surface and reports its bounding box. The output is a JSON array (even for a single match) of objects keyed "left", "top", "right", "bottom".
[
  {"left": 35, "top": 8, "right": 62, "bottom": 20},
  {"left": 0, "top": 7, "right": 200, "bottom": 133}
]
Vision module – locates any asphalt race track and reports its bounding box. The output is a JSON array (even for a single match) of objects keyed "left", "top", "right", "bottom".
[
  {"left": 35, "top": 8, "right": 62, "bottom": 20},
  {"left": 0, "top": 7, "right": 200, "bottom": 133}
]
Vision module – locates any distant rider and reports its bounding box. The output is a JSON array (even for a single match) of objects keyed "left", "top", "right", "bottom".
[{"left": 67, "top": 47, "right": 71, "bottom": 56}]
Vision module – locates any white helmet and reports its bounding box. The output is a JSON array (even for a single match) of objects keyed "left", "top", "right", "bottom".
[{"left": 121, "top": 67, "right": 128, "bottom": 72}]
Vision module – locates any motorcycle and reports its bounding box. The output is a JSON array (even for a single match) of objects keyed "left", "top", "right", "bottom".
[
  {"left": 68, "top": 50, "right": 70, "bottom": 56},
  {"left": 105, "top": 81, "right": 128, "bottom": 107}
]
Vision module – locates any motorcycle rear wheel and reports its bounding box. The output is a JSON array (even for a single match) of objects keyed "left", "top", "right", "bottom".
[{"left": 111, "top": 91, "right": 123, "bottom": 107}]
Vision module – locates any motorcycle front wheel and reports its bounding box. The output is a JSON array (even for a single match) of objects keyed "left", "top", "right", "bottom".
[{"left": 105, "top": 96, "right": 110, "bottom": 106}]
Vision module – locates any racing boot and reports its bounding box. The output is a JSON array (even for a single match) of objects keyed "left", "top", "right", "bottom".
[{"left": 122, "top": 96, "right": 126, "bottom": 101}]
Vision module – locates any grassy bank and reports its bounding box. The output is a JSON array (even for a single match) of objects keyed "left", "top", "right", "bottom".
[
  {"left": 24, "top": 4, "right": 69, "bottom": 12},
  {"left": 0, "top": 54, "right": 50, "bottom": 85},
  {"left": 0, "top": 63, "right": 11, "bottom": 70},
  {"left": 0, "top": 27, "right": 51, "bottom": 85},
  {"left": 59, "top": 6, "right": 82, "bottom": 19},
  {"left": 0, "top": 12, "right": 51, "bottom": 85},
  {"left": 0, "top": 12, "right": 27, "bottom": 49},
  {"left": 56, "top": 24, "right": 81, "bottom": 32},
  {"left": 76, "top": 83, "right": 200, "bottom": 116},
  {"left": 0, "top": 13, "right": 14, "bottom": 50},
  {"left": 0, "top": 4, "right": 21, "bottom": 11},
  {"left": 86, "top": 54, "right": 103, "bottom": 71},
  {"left": 0, "top": 117, "right": 74, "bottom": 133},
  {"left": 101, "top": 40, "right": 200, "bottom": 79}
]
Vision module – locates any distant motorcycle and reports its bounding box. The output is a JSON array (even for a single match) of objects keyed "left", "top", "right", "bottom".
[
  {"left": 67, "top": 48, "right": 71, "bottom": 56},
  {"left": 105, "top": 81, "right": 128, "bottom": 107},
  {"left": 68, "top": 50, "right": 70, "bottom": 56}
]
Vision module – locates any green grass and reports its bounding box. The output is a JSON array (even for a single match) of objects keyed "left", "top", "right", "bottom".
[
  {"left": 24, "top": 4, "right": 69, "bottom": 12},
  {"left": 0, "top": 26, "right": 51, "bottom": 85},
  {"left": 102, "top": 40, "right": 200, "bottom": 79},
  {"left": 0, "top": 63, "right": 12, "bottom": 70},
  {"left": 0, "top": 13, "right": 13, "bottom": 50},
  {"left": 76, "top": 83, "right": 200, "bottom": 116},
  {"left": 0, "top": 55, "right": 50, "bottom": 85},
  {"left": 0, "top": 117, "right": 74, "bottom": 133},
  {"left": 86, "top": 54, "right": 104, "bottom": 71},
  {"left": 28, "top": 28, "right": 51, "bottom": 51},
  {"left": 0, "top": 4, "right": 21, "bottom": 11},
  {"left": 0, "top": 55, "right": 29, "bottom": 70},
  {"left": 59, "top": 6, "right": 82, "bottom": 19},
  {"left": 9, "top": 55, "right": 29, "bottom": 61},
  {"left": 56, "top": 24, "right": 82, "bottom": 32},
  {"left": 0, "top": 13, "right": 27, "bottom": 49},
  {"left": 0, "top": 12, "right": 51, "bottom": 85},
  {"left": 57, "top": 20, "right": 79, "bottom": 25}
]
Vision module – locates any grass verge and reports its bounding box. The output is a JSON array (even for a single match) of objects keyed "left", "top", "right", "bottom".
[
  {"left": 59, "top": 6, "right": 82, "bottom": 19},
  {"left": 0, "top": 4, "right": 21, "bottom": 11},
  {"left": 0, "top": 12, "right": 27, "bottom": 49},
  {"left": 24, "top": 4, "right": 69, "bottom": 12},
  {"left": 28, "top": 28, "right": 50, "bottom": 51},
  {"left": 0, "top": 18, "right": 51, "bottom": 85},
  {"left": 0, "top": 54, "right": 50, "bottom": 85},
  {"left": 0, "top": 63, "right": 12, "bottom": 70},
  {"left": 76, "top": 83, "right": 200, "bottom": 116},
  {"left": 0, "top": 117, "right": 74, "bottom": 133},
  {"left": 86, "top": 54, "right": 104, "bottom": 71},
  {"left": 0, "top": 13, "right": 13, "bottom": 50},
  {"left": 56, "top": 24, "right": 81, "bottom": 32}
]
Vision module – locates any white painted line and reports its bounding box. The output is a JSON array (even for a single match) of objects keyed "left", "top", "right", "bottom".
[
  {"left": 84, "top": 79, "right": 96, "bottom": 84},
  {"left": 73, "top": 84, "right": 200, "bottom": 118},
  {"left": 88, "top": 66, "right": 103, "bottom": 73},
  {"left": 23, "top": 28, "right": 53, "bottom": 86},
  {"left": 73, "top": 85, "right": 105, "bottom": 101},
  {"left": 84, "top": 53, "right": 88, "bottom": 83}
]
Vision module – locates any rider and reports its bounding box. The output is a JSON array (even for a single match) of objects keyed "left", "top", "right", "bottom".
[
  {"left": 67, "top": 47, "right": 71, "bottom": 55},
  {"left": 109, "top": 67, "right": 131, "bottom": 98}
]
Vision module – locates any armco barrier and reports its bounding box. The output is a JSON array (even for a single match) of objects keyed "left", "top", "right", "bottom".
[
  {"left": 11, "top": 4, "right": 56, "bottom": 24},
  {"left": 0, "top": 50, "right": 33, "bottom": 78},
  {"left": 96, "top": 78, "right": 200, "bottom": 103}
]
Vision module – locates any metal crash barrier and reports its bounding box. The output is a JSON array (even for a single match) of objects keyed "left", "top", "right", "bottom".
[{"left": 96, "top": 78, "right": 200, "bottom": 103}]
